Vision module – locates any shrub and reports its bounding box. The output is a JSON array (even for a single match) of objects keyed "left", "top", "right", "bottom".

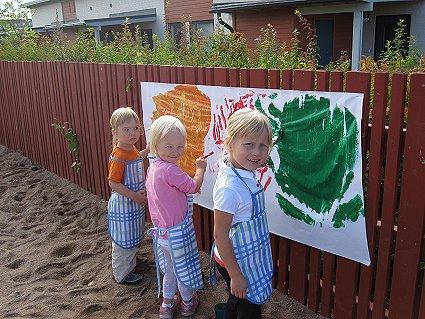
[{"left": 0, "top": 5, "right": 423, "bottom": 73}]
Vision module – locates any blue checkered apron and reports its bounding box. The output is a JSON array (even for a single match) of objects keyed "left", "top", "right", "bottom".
[
  {"left": 149, "top": 195, "right": 203, "bottom": 298},
  {"left": 210, "top": 167, "right": 273, "bottom": 305},
  {"left": 107, "top": 156, "right": 145, "bottom": 249}
]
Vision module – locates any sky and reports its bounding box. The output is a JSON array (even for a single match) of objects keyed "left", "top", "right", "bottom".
[
  {"left": 0, "top": 0, "right": 31, "bottom": 10},
  {"left": 0, "top": 0, "right": 32, "bottom": 18}
]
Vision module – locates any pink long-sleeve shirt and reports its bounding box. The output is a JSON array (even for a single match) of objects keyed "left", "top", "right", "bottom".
[{"left": 146, "top": 158, "right": 197, "bottom": 229}]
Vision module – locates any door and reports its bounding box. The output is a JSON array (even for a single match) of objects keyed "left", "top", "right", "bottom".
[
  {"left": 374, "top": 15, "right": 411, "bottom": 60},
  {"left": 315, "top": 19, "right": 334, "bottom": 67}
]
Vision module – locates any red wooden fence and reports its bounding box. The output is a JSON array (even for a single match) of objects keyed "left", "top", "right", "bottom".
[{"left": 0, "top": 61, "right": 424, "bottom": 319}]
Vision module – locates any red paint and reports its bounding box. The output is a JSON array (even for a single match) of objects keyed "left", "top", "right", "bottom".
[
  {"left": 220, "top": 105, "right": 227, "bottom": 128},
  {"left": 264, "top": 176, "right": 272, "bottom": 191},
  {"left": 212, "top": 93, "right": 255, "bottom": 145},
  {"left": 257, "top": 165, "right": 269, "bottom": 182}
]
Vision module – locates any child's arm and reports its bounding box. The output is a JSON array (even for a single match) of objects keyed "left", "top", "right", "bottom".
[
  {"left": 139, "top": 143, "right": 150, "bottom": 158},
  {"left": 109, "top": 180, "right": 147, "bottom": 206},
  {"left": 192, "top": 157, "right": 207, "bottom": 193},
  {"left": 214, "top": 209, "right": 247, "bottom": 299}
]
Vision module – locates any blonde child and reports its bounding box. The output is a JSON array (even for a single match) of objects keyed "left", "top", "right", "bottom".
[
  {"left": 107, "top": 107, "right": 149, "bottom": 284},
  {"left": 146, "top": 115, "right": 207, "bottom": 319},
  {"left": 212, "top": 108, "right": 274, "bottom": 319}
]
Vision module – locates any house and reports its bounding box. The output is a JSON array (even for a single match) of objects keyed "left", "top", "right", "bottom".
[
  {"left": 165, "top": 0, "right": 215, "bottom": 42},
  {"left": 211, "top": 0, "right": 425, "bottom": 70},
  {"left": 22, "top": 0, "right": 218, "bottom": 46},
  {"left": 22, "top": 0, "right": 167, "bottom": 45}
]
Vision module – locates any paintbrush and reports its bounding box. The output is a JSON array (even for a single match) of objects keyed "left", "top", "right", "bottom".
[
  {"left": 203, "top": 151, "right": 214, "bottom": 159},
  {"left": 194, "top": 151, "right": 214, "bottom": 165}
]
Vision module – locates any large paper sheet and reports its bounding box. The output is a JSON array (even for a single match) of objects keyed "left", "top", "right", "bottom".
[{"left": 141, "top": 82, "right": 370, "bottom": 265}]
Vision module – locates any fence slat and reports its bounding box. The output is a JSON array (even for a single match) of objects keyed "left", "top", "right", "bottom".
[
  {"left": 177, "top": 66, "right": 185, "bottom": 84},
  {"left": 203, "top": 207, "right": 212, "bottom": 254},
  {"left": 159, "top": 65, "right": 171, "bottom": 83},
  {"left": 213, "top": 68, "right": 228, "bottom": 86},
  {"left": 332, "top": 71, "right": 358, "bottom": 319},
  {"left": 269, "top": 69, "right": 281, "bottom": 289},
  {"left": 306, "top": 70, "right": 330, "bottom": 313},
  {"left": 48, "top": 62, "right": 64, "bottom": 179},
  {"left": 356, "top": 72, "right": 389, "bottom": 319},
  {"left": 135, "top": 64, "right": 150, "bottom": 221},
  {"left": 289, "top": 69, "right": 315, "bottom": 305},
  {"left": 249, "top": 69, "right": 268, "bottom": 88},
  {"left": 240, "top": 69, "right": 249, "bottom": 87},
  {"left": 43, "top": 62, "right": 58, "bottom": 173},
  {"left": 36, "top": 63, "right": 50, "bottom": 170},
  {"left": 276, "top": 70, "right": 292, "bottom": 296},
  {"left": 184, "top": 66, "right": 196, "bottom": 84},
  {"left": 205, "top": 67, "right": 214, "bottom": 85},
  {"left": 389, "top": 72, "right": 425, "bottom": 319},
  {"left": 56, "top": 62, "right": 72, "bottom": 182},
  {"left": 0, "top": 62, "right": 6, "bottom": 145},
  {"left": 418, "top": 270, "right": 425, "bottom": 319},
  {"left": 197, "top": 66, "right": 205, "bottom": 85},
  {"left": 371, "top": 73, "right": 407, "bottom": 319}
]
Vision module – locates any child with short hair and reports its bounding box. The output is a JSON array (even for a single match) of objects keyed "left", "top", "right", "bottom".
[
  {"left": 212, "top": 108, "right": 274, "bottom": 319},
  {"left": 146, "top": 115, "right": 207, "bottom": 319},
  {"left": 107, "top": 107, "right": 149, "bottom": 284}
]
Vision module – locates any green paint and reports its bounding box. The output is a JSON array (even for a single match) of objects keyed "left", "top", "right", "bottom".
[
  {"left": 332, "top": 195, "right": 364, "bottom": 228},
  {"left": 256, "top": 94, "right": 364, "bottom": 228},
  {"left": 276, "top": 193, "right": 315, "bottom": 225}
]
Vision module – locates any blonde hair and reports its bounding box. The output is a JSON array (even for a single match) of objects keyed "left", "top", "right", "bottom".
[
  {"left": 224, "top": 108, "right": 273, "bottom": 149},
  {"left": 149, "top": 115, "right": 187, "bottom": 155},
  {"left": 110, "top": 107, "right": 141, "bottom": 147}
]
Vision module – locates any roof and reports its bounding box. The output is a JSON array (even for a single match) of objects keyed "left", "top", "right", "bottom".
[
  {"left": 22, "top": 0, "right": 59, "bottom": 8},
  {"left": 85, "top": 9, "right": 156, "bottom": 27},
  {"left": 211, "top": 0, "right": 368, "bottom": 12}
]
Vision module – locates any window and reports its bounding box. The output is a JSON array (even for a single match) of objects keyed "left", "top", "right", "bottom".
[
  {"left": 169, "top": 22, "right": 183, "bottom": 45},
  {"left": 140, "top": 28, "right": 153, "bottom": 48},
  {"left": 191, "top": 20, "right": 214, "bottom": 37},
  {"left": 168, "top": 20, "right": 214, "bottom": 46}
]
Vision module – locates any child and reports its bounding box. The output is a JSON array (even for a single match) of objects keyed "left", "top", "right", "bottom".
[
  {"left": 107, "top": 107, "right": 149, "bottom": 284},
  {"left": 212, "top": 108, "right": 274, "bottom": 319},
  {"left": 146, "top": 115, "right": 207, "bottom": 319}
]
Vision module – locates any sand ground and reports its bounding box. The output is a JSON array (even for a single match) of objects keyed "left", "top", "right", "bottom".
[{"left": 0, "top": 145, "right": 327, "bottom": 319}]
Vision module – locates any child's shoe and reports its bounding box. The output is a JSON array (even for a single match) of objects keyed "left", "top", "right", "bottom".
[
  {"left": 180, "top": 293, "right": 199, "bottom": 317},
  {"left": 121, "top": 271, "right": 144, "bottom": 284},
  {"left": 159, "top": 295, "right": 180, "bottom": 319}
]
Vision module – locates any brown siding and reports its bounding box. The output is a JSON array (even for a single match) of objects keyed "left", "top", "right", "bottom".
[
  {"left": 62, "top": 0, "right": 77, "bottom": 22},
  {"left": 235, "top": 7, "right": 296, "bottom": 49},
  {"left": 297, "top": 13, "right": 353, "bottom": 61},
  {"left": 236, "top": 8, "right": 352, "bottom": 61},
  {"left": 166, "top": 0, "right": 213, "bottom": 23},
  {"left": 332, "top": 13, "right": 353, "bottom": 59}
]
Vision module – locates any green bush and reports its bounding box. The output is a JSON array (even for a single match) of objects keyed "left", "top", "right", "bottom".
[{"left": 0, "top": 6, "right": 423, "bottom": 73}]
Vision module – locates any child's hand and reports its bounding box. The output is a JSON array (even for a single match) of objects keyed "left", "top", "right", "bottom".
[
  {"left": 195, "top": 157, "right": 207, "bottom": 170},
  {"left": 132, "top": 190, "right": 147, "bottom": 206},
  {"left": 230, "top": 273, "right": 247, "bottom": 299},
  {"left": 139, "top": 143, "right": 150, "bottom": 158}
]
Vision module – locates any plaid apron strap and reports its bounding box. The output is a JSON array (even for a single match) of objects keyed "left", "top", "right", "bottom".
[{"left": 147, "top": 227, "right": 168, "bottom": 298}]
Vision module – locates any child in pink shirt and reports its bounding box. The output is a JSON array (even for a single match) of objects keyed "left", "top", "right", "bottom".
[{"left": 146, "top": 115, "right": 207, "bottom": 319}]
